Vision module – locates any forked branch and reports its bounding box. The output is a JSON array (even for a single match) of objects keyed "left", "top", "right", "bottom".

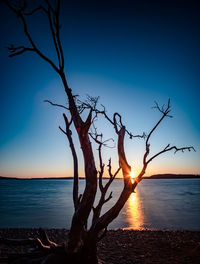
[
  {"left": 146, "top": 99, "right": 172, "bottom": 147},
  {"left": 91, "top": 125, "right": 133, "bottom": 232},
  {"left": 77, "top": 96, "right": 146, "bottom": 139},
  {"left": 6, "top": 45, "right": 35, "bottom": 57},
  {"left": 4, "top": 0, "right": 62, "bottom": 73},
  {"left": 89, "top": 125, "right": 121, "bottom": 224},
  {"left": 134, "top": 99, "right": 195, "bottom": 187},
  {"left": 92, "top": 158, "right": 121, "bottom": 224}
]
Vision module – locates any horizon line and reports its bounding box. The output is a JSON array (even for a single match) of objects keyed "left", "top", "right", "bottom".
[{"left": 1, "top": 173, "right": 200, "bottom": 180}]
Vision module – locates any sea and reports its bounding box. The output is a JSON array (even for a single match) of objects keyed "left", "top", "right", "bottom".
[{"left": 0, "top": 179, "right": 200, "bottom": 230}]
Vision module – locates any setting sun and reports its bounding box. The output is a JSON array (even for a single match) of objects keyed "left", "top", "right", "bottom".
[
  {"left": 130, "top": 170, "right": 135, "bottom": 178},
  {"left": 130, "top": 170, "right": 136, "bottom": 183}
]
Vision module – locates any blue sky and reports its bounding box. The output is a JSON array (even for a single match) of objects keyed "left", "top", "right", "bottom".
[{"left": 0, "top": 0, "right": 199, "bottom": 178}]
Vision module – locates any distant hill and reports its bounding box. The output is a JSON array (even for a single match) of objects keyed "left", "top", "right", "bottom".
[
  {"left": 0, "top": 176, "right": 85, "bottom": 180},
  {"left": 0, "top": 176, "right": 20, "bottom": 180},
  {"left": 147, "top": 174, "right": 200, "bottom": 179}
]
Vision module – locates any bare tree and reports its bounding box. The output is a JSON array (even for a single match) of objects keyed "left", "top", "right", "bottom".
[{"left": 0, "top": 1, "right": 195, "bottom": 264}]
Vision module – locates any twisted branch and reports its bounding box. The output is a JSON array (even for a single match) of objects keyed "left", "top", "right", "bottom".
[{"left": 96, "top": 106, "right": 146, "bottom": 139}]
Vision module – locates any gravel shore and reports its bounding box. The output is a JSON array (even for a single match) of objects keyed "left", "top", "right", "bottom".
[{"left": 0, "top": 228, "right": 200, "bottom": 263}]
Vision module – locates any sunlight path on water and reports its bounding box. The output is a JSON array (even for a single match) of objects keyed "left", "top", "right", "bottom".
[{"left": 124, "top": 190, "right": 144, "bottom": 230}]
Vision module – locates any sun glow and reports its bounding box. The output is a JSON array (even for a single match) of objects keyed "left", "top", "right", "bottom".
[{"left": 130, "top": 170, "right": 136, "bottom": 183}]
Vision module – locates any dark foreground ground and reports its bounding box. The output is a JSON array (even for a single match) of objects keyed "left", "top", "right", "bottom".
[{"left": 0, "top": 228, "right": 199, "bottom": 264}]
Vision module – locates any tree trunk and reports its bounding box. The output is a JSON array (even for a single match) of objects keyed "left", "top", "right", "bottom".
[
  {"left": 80, "top": 240, "right": 99, "bottom": 264},
  {"left": 43, "top": 238, "right": 99, "bottom": 264}
]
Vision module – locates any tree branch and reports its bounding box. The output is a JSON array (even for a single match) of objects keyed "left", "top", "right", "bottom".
[
  {"left": 104, "top": 191, "right": 113, "bottom": 203},
  {"left": 46, "top": 4, "right": 62, "bottom": 68},
  {"left": 91, "top": 126, "right": 132, "bottom": 232},
  {"left": 4, "top": 0, "right": 60, "bottom": 73},
  {"left": 44, "top": 99, "right": 69, "bottom": 111},
  {"left": 147, "top": 145, "right": 195, "bottom": 164},
  {"left": 133, "top": 99, "right": 195, "bottom": 188},
  {"left": 146, "top": 99, "right": 172, "bottom": 146},
  {"left": 24, "top": 5, "right": 48, "bottom": 16},
  {"left": 95, "top": 106, "right": 146, "bottom": 139},
  {"left": 53, "top": 0, "right": 65, "bottom": 70},
  {"left": 6, "top": 45, "right": 35, "bottom": 57},
  {"left": 90, "top": 130, "right": 121, "bottom": 225},
  {"left": 60, "top": 113, "right": 79, "bottom": 210}
]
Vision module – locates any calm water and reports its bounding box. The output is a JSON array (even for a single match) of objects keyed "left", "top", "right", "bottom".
[{"left": 0, "top": 179, "right": 199, "bottom": 230}]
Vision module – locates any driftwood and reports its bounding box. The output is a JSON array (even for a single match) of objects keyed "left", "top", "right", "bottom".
[{"left": 0, "top": 229, "right": 65, "bottom": 263}]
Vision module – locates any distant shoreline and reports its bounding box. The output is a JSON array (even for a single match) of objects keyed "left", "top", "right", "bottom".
[{"left": 0, "top": 174, "right": 200, "bottom": 180}]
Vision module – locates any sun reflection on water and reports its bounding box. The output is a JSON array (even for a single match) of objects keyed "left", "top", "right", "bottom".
[{"left": 124, "top": 190, "right": 144, "bottom": 230}]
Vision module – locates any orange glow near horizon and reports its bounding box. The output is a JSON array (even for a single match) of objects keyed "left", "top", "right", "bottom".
[{"left": 1, "top": 164, "right": 199, "bottom": 179}]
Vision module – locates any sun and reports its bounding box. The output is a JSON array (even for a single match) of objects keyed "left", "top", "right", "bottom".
[
  {"left": 130, "top": 170, "right": 135, "bottom": 178},
  {"left": 130, "top": 170, "right": 136, "bottom": 183}
]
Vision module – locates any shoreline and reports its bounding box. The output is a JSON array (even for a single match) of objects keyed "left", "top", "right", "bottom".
[{"left": 0, "top": 228, "right": 200, "bottom": 263}]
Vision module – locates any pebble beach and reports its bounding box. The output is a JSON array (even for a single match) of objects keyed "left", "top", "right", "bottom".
[{"left": 0, "top": 228, "right": 200, "bottom": 263}]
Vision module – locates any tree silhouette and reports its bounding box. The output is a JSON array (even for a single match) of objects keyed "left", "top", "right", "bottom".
[{"left": 0, "top": 1, "right": 195, "bottom": 263}]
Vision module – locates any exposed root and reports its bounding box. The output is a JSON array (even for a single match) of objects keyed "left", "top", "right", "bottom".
[
  {"left": 0, "top": 229, "right": 65, "bottom": 264},
  {"left": 0, "top": 229, "right": 101, "bottom": 264}
]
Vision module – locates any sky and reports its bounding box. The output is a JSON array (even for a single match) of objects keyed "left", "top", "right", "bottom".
[{"left": 0, "top": 0, "right": 199, "bottom": 178}]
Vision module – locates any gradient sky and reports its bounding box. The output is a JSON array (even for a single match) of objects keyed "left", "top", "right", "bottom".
[{"left": 0, "top": 0, "right": 199, "bottom": 178}]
